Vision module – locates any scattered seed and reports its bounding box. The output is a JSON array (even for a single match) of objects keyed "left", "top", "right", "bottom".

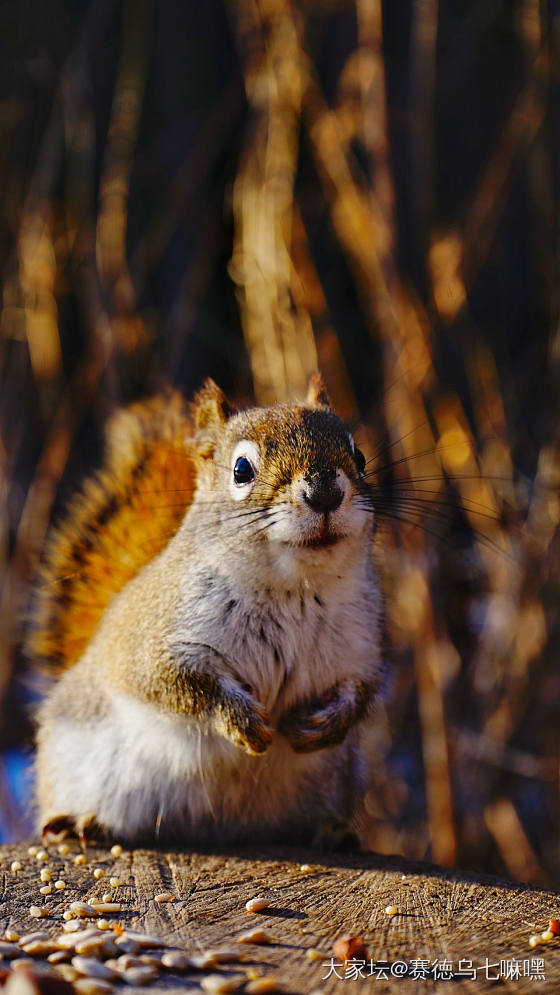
[
  {"left": 121, "top": 965, "right": 158, "bottom": 985},
  {"left": 121, "top": 931, "right": 166, "bottom": 949},
  {"left": 245, "top": 978, "right": 284, "bottom": 994},
  {"left": 161, "top": 950, "right": 190, "bottom": 971},
  {"left": 75, "top": 935, "right": 113, "bottom": 956},
  {"left": 40, "top": 885, "right": 53, "bottom": 895},
  {"left": 68, "top": 902, "right": 97, "bottom": 919},
  {"left": 333, "top": 935, "right": 368, "bottom": 962},
  {"left": 115, "top": 954, "right": 143, "bottom": 971},
  {"left": 109, "top": 878, "right": 121, "bottom": 888},
  {"left": 385, "top": 905, "right": 398, "bottom": 916},
  {"left": 188, "top": 952, "right": 219, "bottom": 970},
  {"left": 299, "top": 864, "right": 313, "bottom": 874},
  {"left": 4, "top": 931, "right": 19, "bottom": 943},
  {"left": 245, "top": 897, "right": 270, "bottom": 913},
  {"left": 57, "top": 964, "right": 82, "bottom": 983},
  {"left": 36, "top": 850, "right": 48, "bottom": 862},
  {"left": 102, "top": 939, "right": 118, "bottom": 959},
  {"left": 0, "top": 941, "right": 20, "bottom": 958},
  {"left": 102, "top": 893, "right": 113, "bottom": 903},
  {"left": 63, "top": 920, "right": 84, "bottom": 932},
  {"left": 72, "top": 956, "right": 117, "bottom": 980},
  {"left": 56, "top": 929, "right": 102, "bottom": 950},
  {"left": 201, "top": 974, "right": 245, "bottom": 993},
  {"left": 207, "top": 949, "right": 244, "bottom": 965},
  {"left": 73, "top": 979, "right": 114, "bottom": 995},
  {"left": 70, "top": 901, "right": 99, "bottom": 918},
  {"left": 93, "top": 868, "right": 105, "bottom": 879},
  {"left": 238, "top": 928, "right": 273, "bottom": 945},
  {"left": 75, "top": 854, "right": 87, "bottom": 865},
  {"left": 139, "top": 953, "right": 162, "bottom": 967},
  {"left": 18, "top": 931, "right": 50, "bottom": 946},
  {"left": 63, "top": 911, "right": 77, "bottom": 921},
  {"left": 29, "top": 905, "right": 50, "bottom": 919},
  {"left": 154, "top": 892, "right": 175, "bottom": 903},
  {"left": 114, "top": 937, "right": 139, "bottom": 956},
  {"left": 188, "top": 949, "right": 242, "bottom": 969},
  {"left": 529, "top": 935, "right": 542, "bottom": 948},
  {"left": 40, "top": 868, "right": 52, "bottom": 882},
  {"left": 91, "top": 903, "right": 121, "bottom": 915},
  {"left": 306, "top": 949, "right": 324, "bottom": 961},
  {"left": 11, "top": 958, "right": 37, "bottom": 971},
  {"left": 21, "top": 939, "right": 59, "bottom": 955},
  {"left": 97, "top": 920, "right": 111, "bottom": 931},
  {"left": 58, "top": 843, "right": 71, "bottom": 855},
  {"left": 110, "top": 845, "right": 123, "bottom": 858},
  {"left": 10, "top": 861, "right": 22, "bottom": 873},
  {"left": 541, "top": 930, "right": 555, "bottom": 942},
  {"left": 54, "top": 880, "right": 67, "bottom": 890},
  {"left": 27, "top": 845, "right": 39, "bottom": 856},
  {"left": 48, "top": 950, "right": 72, "bottom": 964}
]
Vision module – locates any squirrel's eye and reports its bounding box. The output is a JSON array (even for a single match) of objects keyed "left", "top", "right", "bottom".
[
  {"left": 233, "top": 456, "right": 255, "bottom": 485},
  {"left": 354, "top": 448, "right": 366, "bottom": 474}
]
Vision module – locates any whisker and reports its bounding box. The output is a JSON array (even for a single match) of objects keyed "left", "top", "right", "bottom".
[
  {"left": 364, "top": 443, "right": 469, "bottom": 479},
  {"left": 364, "top": 419, "right": 431, "bottom": 467},
  {"left": 369, "top": 491, "right": 502, "bottom": 521}
]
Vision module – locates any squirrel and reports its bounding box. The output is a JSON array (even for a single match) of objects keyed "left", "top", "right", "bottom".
[{"left": 30, "top": 376, "right": 383, "bottom": 847}]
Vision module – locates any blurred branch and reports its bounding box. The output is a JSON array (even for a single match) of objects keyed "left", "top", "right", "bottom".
[
  {"left": 96, "top": 0, "right": 153, "bottom": 353},
  {"left": 485, "top": 797, "right": 546, "bottom": 886},
  {"left": 462, "top": 51, "right": 548, "bottom": 288},
  {"left": 229, "top": 0, "right": 318, "bottom": 403}
]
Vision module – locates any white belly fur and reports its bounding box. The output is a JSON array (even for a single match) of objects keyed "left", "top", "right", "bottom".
[{"left": 43, "top": 693, "right": 357, "bottom": 843}]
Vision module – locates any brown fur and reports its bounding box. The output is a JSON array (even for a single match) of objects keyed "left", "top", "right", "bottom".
[{"left": 29, "top": 389, "right": 196, "bottom": 669}]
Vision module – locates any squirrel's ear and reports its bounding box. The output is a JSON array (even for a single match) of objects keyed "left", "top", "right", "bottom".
[
  {"left": 306, "top": 373, "right": 332, "bottom": 409},
  {"left": 193, "top": 379, "right": 235, "bottom": 452}
]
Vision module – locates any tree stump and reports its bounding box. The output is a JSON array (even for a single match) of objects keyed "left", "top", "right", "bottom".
[{"left": 0, "top": 842, "right": 559, "bottom": 992}]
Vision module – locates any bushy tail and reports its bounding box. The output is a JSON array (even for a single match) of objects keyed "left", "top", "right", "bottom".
[{"left": 29, "top": 390, "right": 195, "bottom": 670}]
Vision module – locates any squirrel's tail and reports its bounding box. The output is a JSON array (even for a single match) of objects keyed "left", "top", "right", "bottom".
[{"left": 29, "top": 390, "right": 195, "bottom": 670}]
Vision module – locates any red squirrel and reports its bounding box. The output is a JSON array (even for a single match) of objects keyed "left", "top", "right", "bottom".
[{"left": 31, "top": 376, "right": 383, "bottom": 846}]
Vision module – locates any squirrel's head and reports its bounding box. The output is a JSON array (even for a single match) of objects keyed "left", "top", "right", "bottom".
[{"left": 190, "top": 376, "right": 373, "bottom": 573}]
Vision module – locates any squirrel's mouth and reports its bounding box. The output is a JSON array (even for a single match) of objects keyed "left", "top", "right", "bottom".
[
  {"left": 292, "top": 525, "right": 342, "bottom": 550},
  {"left": 300, "top": 533, "right": 340, "bottom": 549}
]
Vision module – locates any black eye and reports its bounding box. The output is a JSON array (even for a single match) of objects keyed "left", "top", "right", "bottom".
[
  {"left": 234, "top": 456, "right": 255, "bottom": 485},
  {"left": 354, "top": 448, "right": 366, "bottom": 474}
]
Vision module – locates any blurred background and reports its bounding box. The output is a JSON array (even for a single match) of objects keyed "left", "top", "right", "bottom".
[{"left": 0, "top": 0, "right": 559, "bottom": 887}]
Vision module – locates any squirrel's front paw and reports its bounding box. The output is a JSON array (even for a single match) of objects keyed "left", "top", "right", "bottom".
[
  {"left": 216, "top": 684, "right": 273, "bottom": 756},
  {"left": 278, "top": 682, "right": 371, "bottom": 753}
]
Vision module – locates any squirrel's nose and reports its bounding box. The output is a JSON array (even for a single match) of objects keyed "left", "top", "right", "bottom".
[{"left": 302, "top": 467, "right": 343, "bottom": 514}]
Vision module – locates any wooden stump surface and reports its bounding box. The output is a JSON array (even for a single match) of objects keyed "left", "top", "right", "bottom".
[{"left": 1, "top": 842, "right": 560, "bottom": 993}]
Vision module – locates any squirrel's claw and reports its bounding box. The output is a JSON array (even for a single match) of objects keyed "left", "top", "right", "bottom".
[
  {"left": 41, "top": 812, "right": 107, "bottom": 845},
  {"left": 279, "top": 680, "right": 374, "bottom": 753},
  {"left": 41, "top": 814, "right": 75, "bottom": 842},
  {"left": 231, "top": 721, "right": 273, "bottom": 756},
  {"left": 216, "top": 691, "right": 274, "bottom": 756},
  {"left": 278, "top": 685, "right": 356, "bottom": 753}
]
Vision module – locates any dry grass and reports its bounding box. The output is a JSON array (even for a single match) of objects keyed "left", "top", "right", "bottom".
[{"left": 0, "top": 0, "right": 558, "bottom": 884}]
